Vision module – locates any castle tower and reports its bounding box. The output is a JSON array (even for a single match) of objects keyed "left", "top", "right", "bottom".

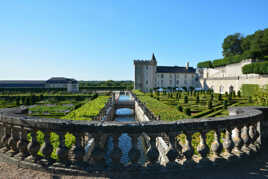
[{"left": 134, "top": 53, "right": 157, "bottom": 92}]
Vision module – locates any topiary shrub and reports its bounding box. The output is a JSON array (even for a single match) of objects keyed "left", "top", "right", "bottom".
[
  {"left": 218, "top": 94, "right": 222, "bottom": 101},
  {"left": 208, "top": 100, "right": 212, "bottom": 109},
  {"left": 223, "top": 100, "right": 228, "bottom": 109},
  {"left": 184, "top": 95, "right": 188, "bottom": 104},
  {"left": 196, "top": 95, "right": 200, "bottom": 104},
  {"left": 184, "top": 108, "right": 191, "bottom": 116},
  {"left": 237, "top": 90, "right": 241, "bottom": 97},
  {"left": 177, "top": 105, "right": 183, "bottom": 112}
]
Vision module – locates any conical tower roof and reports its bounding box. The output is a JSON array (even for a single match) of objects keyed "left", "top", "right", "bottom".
[{"left": 151, "top": 53, "right": 157, "bottom": 65}]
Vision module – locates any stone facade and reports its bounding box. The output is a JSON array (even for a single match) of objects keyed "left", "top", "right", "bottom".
[
  {"left": 134, "top": 54, "right": 197, "bottom": 92},
  {"left": 198, "top": 59, "right": 268, "bottom": 93},
  {"left": 134, "top": 55, "right": 268, "bottom": 94}
]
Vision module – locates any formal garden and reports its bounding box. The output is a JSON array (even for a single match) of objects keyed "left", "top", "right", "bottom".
[{"left": 133, "top": 83, "right": 268, "bottom": 121}]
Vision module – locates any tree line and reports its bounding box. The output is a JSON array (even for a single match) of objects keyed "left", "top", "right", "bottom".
[{"left": 198, "top": 28, "right": 268, "bottom": 68}]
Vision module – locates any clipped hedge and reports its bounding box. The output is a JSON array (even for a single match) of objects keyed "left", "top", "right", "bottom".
[
  {"left": 197, "top": 61, "right": 213, "bottom": 68},
  {"left": 197, "top": 54, "right": 268, "bottom": 68},
  {"left": 241, "top": 84, "right": 260, "bottom": 97},
  {"left": 242, "top": 61, "right": 268, "bottom": 74}
]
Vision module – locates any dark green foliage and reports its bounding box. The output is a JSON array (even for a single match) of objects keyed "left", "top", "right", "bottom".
[
  {"left": 242, "top": 61, "right": 268, "bottom": 74},
  {"left": 184, "top": 95, "right": 188, "bottom": 104},
  {"left": 177, "top": 105, "right": 183, "bottom": 112},
  {"left": 197, "top": 28, "right": 268, "bottom": 68},
  {"left": 237, "top": 90, "right": 241, "bottom": 97},
  {"left": 156, "top": 97, "right": 160, "bottom": 101},
  {"left": 16, "top": 97, "right": 20, "bottom": 106},
  {"left": 222, "top": 33, "right": 243, "bottom": 57},
  {"left": 228, "top": 94, "right": 232, "bottom": 103},
  {"left": 232, "top": 91, "right": 236, "bottom": 97},
  {"left": 182, "top": 86, "right": 187, "bottom": 91},
  {"left": 210, "top": 94, "right": 214, "bottom": 101},
  {"left": 223, "top": 100, "right": 228, "bottom": 109},
  {"left": 208, "top": 100, "right": 212, "bottom": 109},
  {"left": 197, "top": 61, "right": 213, "bottom": 68},
  {"left": 225, "top": 92, "right": 228, "bottom": 96},
  {"left": 196, "top": 95, "right": 200, "bottom": 104},
  {"left": 176, "top": 93, "right": 179, "bottom": 100},
  {"left": 184, "top": 108, "right": 191, "bottom": 116},
  {"left": 218, "top": 94, "right": 222, "bottom": 101},
  {"left": 189, "top": 86, "right": 194, "bottom": 91},
  {"left": 25, "top": 97, "right": 31, "bottom": 105}
]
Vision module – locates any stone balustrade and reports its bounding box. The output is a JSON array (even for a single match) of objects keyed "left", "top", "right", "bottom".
[{"left": 0, "top": 106, "right": 265, "bottom": 175}]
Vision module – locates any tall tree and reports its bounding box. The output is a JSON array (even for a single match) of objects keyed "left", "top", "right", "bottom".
[{"left": 222, "top": 33, "right": 243, "bottom": 57}]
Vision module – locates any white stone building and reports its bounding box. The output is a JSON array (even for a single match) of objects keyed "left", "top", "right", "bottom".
[
  {"left": 198, "top": 59, "right": 268, "bottom": 93},
  {"left": 134, "top": 54, "right": 197, "bottom": 92}
]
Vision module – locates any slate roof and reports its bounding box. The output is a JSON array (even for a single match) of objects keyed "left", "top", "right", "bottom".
[
  {"left": 156, "top": 66, "right": 196, "bottom": 73},
  {"left": 0, "top": 81, "right": 45, "bottom": 88},
  {"left": 46, "top": 77, "right": 78, "bottom": 84}
]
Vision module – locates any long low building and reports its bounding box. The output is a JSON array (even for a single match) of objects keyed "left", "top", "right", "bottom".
[{"left": 0, "top": 77, "right": 79, "bottom": 92}]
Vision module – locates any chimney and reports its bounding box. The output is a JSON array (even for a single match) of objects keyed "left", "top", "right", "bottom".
[{"left": 186, "top": 62, "right": 189, "bottom": 70}]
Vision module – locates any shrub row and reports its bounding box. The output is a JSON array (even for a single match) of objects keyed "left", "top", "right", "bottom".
[{"left": 242, "top": 61, "right": 268, "bottom": 74}]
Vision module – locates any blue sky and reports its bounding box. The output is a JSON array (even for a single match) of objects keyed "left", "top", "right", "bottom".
[{"left": 0, "top": 0, "right": 267, "bottom": 81}]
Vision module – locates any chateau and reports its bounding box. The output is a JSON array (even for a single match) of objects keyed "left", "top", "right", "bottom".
[
  {"left": 134, "top": 54, "right": 197, "bottom": 92},
  {"left": 134, "top": 54, "right": 268, "bottom": 93}
]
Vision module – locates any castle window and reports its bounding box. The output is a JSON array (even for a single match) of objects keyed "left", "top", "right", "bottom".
[
  {"left": 184, "top": 80, "right": 187, "bottom": 85},
  {"left": 169, "top": 80, "right": 172, "bottom": 85},
  {"left": 146, "top": 80, "right": 148, "bottom": 85},
  {"left": 161, "top": 74, "right": 164, "bottom": 78},
  {"left": 169, "top": 74, "right": 172, "bottom": 78},
  {"left": 146, "top": 66, "right": 148, "bottom": 70},
  {"left": 176, "top": 80, "right": 179, "bottom": 84},
  {"left": 161, "top": 80, "right": 163, "bottom": 86}
]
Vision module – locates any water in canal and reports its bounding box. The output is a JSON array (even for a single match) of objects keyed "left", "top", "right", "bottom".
[{"left": 105, "top": 95, "right": 146, "bottom": 166}]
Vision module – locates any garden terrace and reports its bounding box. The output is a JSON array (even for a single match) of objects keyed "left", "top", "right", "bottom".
[
  {"left": 0, "top": 105, "right": 266, "bottom": 175},
  {"left": 132, "top": 90, "right": 248, "bottom": 120}
]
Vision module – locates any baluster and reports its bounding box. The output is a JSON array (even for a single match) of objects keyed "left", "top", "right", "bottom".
[
  {"left": 40, "top": 130, "right": 53, "bottom": 165},
  {"left": 26, "top": 129, "right": 40, "bottom": 162},
  {"left": 91, "top": 132, "right": 106, "bottom": 169},
  {"left": 223, "top": 127, "right": 235, "bottom": 161},
  {"left": 128, "top": 134, "right": 141, "bottom": 168},
  {"left": 249, "top": 124, "right": 257, "bottom": 152},
  {"left": 0, "top": 123, "right": 10, "bottom": 152},
  {"left": 241, "top": 124, "right": 251, "bottom": 155},
  {"left": 182, "top": 131, "right": 195, "bottom": 168},
  {"left": 69, "top": 132, "right": 85, "bottom": 168},
  {"left": 232, "top": 126, "right": 245, "bottom": 158},
  {"left": 255, "top": 121, "right": 261, "bottom": 151},
  {"left": 7, "top": 125, "right": 19, "bottom": 156},
  {"left": 197, "top": 130, "right": 210, "bottom": 167},
  {"left": 110, "top": 133, "right": 122, "bottom": 169},
  {"left": 54, "top": 131, "right": 69, "bottom": 166},
  {"left": 166, "top": 132, "right": 181, "bottom": 168},
  {"left": 0, "top": 123, "right": 3, "bottom": 140},
  {"left": 211, "top": 129, "right": 224, "bottom": 164},
  {"left": 16, "top": 127, "right": 29, "bottom": 160},
  {"left": 146, "top": 133, "right": 160, "bottom": 168}
]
